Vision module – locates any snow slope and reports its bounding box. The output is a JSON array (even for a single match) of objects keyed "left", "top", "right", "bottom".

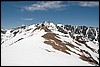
[
  {"left": 1, "top": 32, "right": 93, "bottom": 66},
  {"left": 1, "top": 21, "right": 99, "bottom": 66}
]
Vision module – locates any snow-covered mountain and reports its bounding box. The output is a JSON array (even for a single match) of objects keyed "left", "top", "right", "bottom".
[{"left": 1, "top": 21, "right": 99, "bottom": 66}]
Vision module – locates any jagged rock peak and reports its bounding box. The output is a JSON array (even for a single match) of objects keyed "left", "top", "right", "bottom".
[
  {"left": 42, "top": 20, "right": 54, "bottom": 26},
  {"left": 38, "top": 20, "right": 57, "bottom": 30}
]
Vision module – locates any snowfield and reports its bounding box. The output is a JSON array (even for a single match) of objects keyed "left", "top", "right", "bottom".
[
  {"left": 1, "top": 35, "right": 93, "bottom": 66},
  {"left": 1, "top": 21, "right": 99, "bottom": 66}
]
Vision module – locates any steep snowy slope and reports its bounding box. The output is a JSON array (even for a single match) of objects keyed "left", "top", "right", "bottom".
[{"left": 1, "top": 21, "right": 99, "bottom": 66}]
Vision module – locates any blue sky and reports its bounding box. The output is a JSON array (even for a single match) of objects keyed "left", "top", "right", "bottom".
[{"left": 1, "top": 1, "right": 99, "bottom": 29}]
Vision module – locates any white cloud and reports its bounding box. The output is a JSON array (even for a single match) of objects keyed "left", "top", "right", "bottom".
[
  {"left": 22, "top": 1, "right": 99, "bottom": 11},
  {"left": 68, "top": 1, "right": 99, "bottom": 7},
  {"left": 79, "top": 1, "right": 99, "bottom": 7},
  {"left": 24, "top": 1, "right": 66, "bottom": 11},
  {"left": 21, "top": 18, "right": 33, "bottom": 21},
  {"left": 66, "top": 1, "right": 99, "bottom": 7}
]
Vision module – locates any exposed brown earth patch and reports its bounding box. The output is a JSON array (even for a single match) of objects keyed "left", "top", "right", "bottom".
[
  {"left": 64, "top": 40, "right": 98, "bottom": 65},
  {"left": 42, "top": 32, "right": 99, "bottom": 65},
  {"left": 44, "top": 41, "right": 70, "bottom": 54},
  {"left": 79, "top": 50, "right": 99, "bottom": 65},
  {"left": 34, "top": 24, "right": 99, "bottom": 66},
  {"left": 42, "top": 32, "right": 71, "bottom": 54}
]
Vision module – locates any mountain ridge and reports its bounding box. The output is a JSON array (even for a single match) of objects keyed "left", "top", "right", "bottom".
[{"left": 1, "top": 21, "right": 99, "bottom": 66}]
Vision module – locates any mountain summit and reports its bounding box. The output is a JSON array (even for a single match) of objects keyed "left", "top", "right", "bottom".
[
  {"left": 41, "top": 20, "right": 57, "bottom": 30},
  {"left": 1, "top": 21, "right": 99, "bottom": 66}
]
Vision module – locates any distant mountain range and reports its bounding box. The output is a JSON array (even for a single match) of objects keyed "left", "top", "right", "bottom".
[{"left": 1, "top": 21, "right": 99, "bottom": 66}]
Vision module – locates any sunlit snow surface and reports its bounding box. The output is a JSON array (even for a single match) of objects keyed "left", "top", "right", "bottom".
[
  {"left": 1, "top": 22, "right": 99, "bottom": 66},
  {"left": 1, "top": 34, "right": 93, "bottom": 66}
]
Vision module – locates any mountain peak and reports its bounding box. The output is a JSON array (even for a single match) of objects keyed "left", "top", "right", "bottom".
[
  {"left": 1, "top": 21, "right": 99, "bottom": 66},
  {"left": 40, "top": 20, "right": 57, "bottom": 30},
  {"left": 42, "top": 20, "right": 54, "bottom": 26}
]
